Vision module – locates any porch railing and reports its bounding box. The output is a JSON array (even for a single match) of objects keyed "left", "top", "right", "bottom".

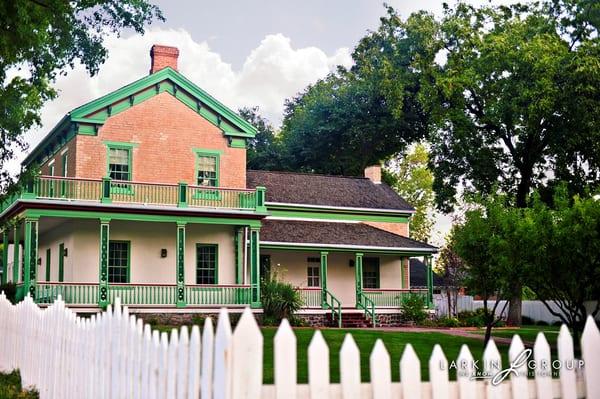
[
  {"left": 108, "top": 283, "right": 177, "bottom": 306},
  {"left": 363, "top": 288, "right": 429, "bottom": 308},
  {"left": 35, "top": 282, "right": 99, "bottom": 305},
  {"left": 185, "top": 284, "right": 252, "bottom": 305},
  {"left": 295, "top": 287, "right": 322, "bottom": 308},
  {"left": 1, "top": 175, "right": 265, "bottom": 213}
]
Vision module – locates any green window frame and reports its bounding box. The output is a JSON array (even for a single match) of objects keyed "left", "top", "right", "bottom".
[
  {"left": 196, "top": 244, "right": 218, "bottom": 285},
  {"left": 108, "top": 241, "right": 130, "bottom": 284},
  {"left": 362, "top": 257, "right": 380, "bottom": 289},
  {"left": 58, "top": 243, "right": 65, "bottom": 282},
  {"left": 48, "top": 162, "right": 56, "bottom": 197},
  {"left": 61, "top": 152, "right": 68, "bottom": 177},
  {"left": 306, "top": 257, "right": 320, "bottom": 287},
  {"left": 105, "top": 142, "right": 135, "bottom": 194},
  {"left": 45, "top": 248, "right": 51, "bottom": 281},
  {"left": 193, "top": 149, "right": 221, "bottom": 200}
]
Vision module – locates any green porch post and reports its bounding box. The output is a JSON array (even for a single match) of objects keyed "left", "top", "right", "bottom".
[
  {"left": 355, "top": 252, "right": 363, "bottom": 306},
  {"left": 426, "top": 255, "right": 433, "bottom": 307},
  {"left": 98, "top": 219, "right": 110, "bottom": 308},
  {"left": 176, "top": 222, "right": 186, "bottom": 307},
  {"left": 1, "top": 230, "right": 8, "bottom": 285},
  {"left": 320, "top": 251, "right": 328, "bottom": 308},
  {"left": 234, "top": 227, "right": 244, "bottom": 285},
  {"left": 12, "top": 224, "right": 19, "bottom": 283},
  {"left": 23, "top": 218, "right": 38, "bottom": 299},
  {"left": 249, "top": 227, "right": 261, "bottom": 308}
]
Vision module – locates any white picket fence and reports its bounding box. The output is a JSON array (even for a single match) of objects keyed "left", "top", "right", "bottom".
[{"left": 1, "top": 294, "right": 600, "bottom": 398}]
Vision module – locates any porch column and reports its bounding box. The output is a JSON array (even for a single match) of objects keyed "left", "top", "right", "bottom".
[
  {"left": 426, "top": 255, "right": 433, "bottom": 307},
  {"left": 12, "top": 223, "right": 19, "bottom": 283},
  {"left": 234, "top": 227, "right": 244, "bottom": 285},
  {"left": 2, "top": 230, "right": 8, "bottom": 284},
  {"left": 320, "top": 251, "right": 328, "bottom": 308},
  {"left": 23, "top": 218, "right": 39, "bottom": 299},
  {"left": 98, "top": 219, "right": 110, "bottom": 308},
  {"left": 355, "top": 252, "right": 363, "bottom": 305},
  {"left": 176, "top": 222, "right": 186, "bottom": 307},
  {"left": 249, "top": 227, "right": 260, "bottom": 308}
]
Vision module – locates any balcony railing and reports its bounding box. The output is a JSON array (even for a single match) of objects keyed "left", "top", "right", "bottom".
[
  {"left": 0, "top": 176, "right": 266, "bottom": 213},
  {"left": 362, "top": 288, "right": 429, "bottom": 307}
]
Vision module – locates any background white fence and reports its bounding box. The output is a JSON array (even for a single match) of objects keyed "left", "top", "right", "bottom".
[
  {"left": 434, "top": 294, "right": 600, "bottom": 324},
  {"left": 1, "top": 294, "right": 600, "bottom": 398}
]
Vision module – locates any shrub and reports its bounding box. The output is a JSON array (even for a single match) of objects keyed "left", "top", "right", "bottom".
[
  {"left": 261, "top": 278, "right": 303, "bottom": 325},
  {"left": 436, "top": 316, "right": 461, "bottom": 327},
  {"left": 0, "top": 282, "right": 17, "bottom": 304},
  {"left": 191, "top": 314, "right": 206, "bottom": 326},
  {"left": 521, "top": 316, "right": 535, "bottom": 325},
  {"left": 457, "top": 309, "right": 486, "bottom": 327},
  {"left": 400, "top": 293, "right": 427, "bottom": 323}
]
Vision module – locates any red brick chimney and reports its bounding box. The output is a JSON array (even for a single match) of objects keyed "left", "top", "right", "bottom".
[
  {"left": 149, "top": 45, "right": 179, "bottom": 74},
  {"left": 364, "top": 165, "right": 382, "bottom": 184}
]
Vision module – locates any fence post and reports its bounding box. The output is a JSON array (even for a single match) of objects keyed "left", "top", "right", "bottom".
[
  {"left": 178, "top": 182, "right": 188, "bottom": 208},
  {"left": 101, "top": 176, "right": 112, "bottom": 203}
]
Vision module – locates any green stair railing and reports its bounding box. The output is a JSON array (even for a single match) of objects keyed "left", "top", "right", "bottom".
[
  {"left": 323, "top": 289, "right": 342, "bottom": 328},
  {"left": 357, "top": 292, "right": 377, "bottom": 327}
]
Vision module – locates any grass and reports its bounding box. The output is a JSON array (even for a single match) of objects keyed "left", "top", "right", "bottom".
[
  {"left": 473, "top": 325, "right": 561, "bottom": 346},
  {"left": 0, "top": 371, "right": 38, "bottom": 399},
  {"left": 155, "top": 325, "right": 509, "bottom": 384}
]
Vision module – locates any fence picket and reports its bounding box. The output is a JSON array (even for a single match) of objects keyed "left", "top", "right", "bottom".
[
  {"left": 339, "top": 334, "right": 361, "bottom": 399},
  {"left": 274, "top": 319, "right": 297, "bottom": 399},
  {"left": 308, "top": 330, "right": 330, "bottom": 399},
  {"left": 200, "top": 317, "right": 214, "bottom": 399},
  {"left": 456, "top": 344, "right": 476, "bottom": 399},
  {"left": 508, "top": 335, "right": 528, "bottom": 399},
  {"left": 557, "top": 325, "right": 577, "bottom": 399},
  {"left": 400, "top": 344, "right": 421, "bottom": 399},
  {"left": 582, "top": 315, "right": 600, "bottom": 399},
  {"left": 167, "top": 329, "right": 179, "bottom": 399},
  {"left": 534, "top": 332, "right": 553, "bottom": 399},
  {"left": 483, "top": 339, "right": 503, "bottom": 399},
  {"left": 231, "top": 308, "right": 263, "bottom": 399},
  {"left": 187, "top": 325, "right": 201, "bottom": 399},
  {"left": 429, "top": 344, "right": 449, "bottom": 399},
  {"left": 213, "top": 309, "right": 232, "bottom": 399},
  {"left": 177, "top": 326, "right": 190, "bottom": 399},
  {"left": 370, "top": 339, "right": 391, "bottom": 399}
]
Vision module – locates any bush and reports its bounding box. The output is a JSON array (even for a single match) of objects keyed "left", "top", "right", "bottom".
[
  {"left": 0, "top": 282, "right": 17, "bottom": 304},
  {"left": 436, "top": 316, "right": 461, "bottom": 327},
  {"left": 457, "top": 309, "right": 486, "bottom": 327},
  {"left": 400, "top": 293, "right": 427, "bottom": 323},
  {"left": 521, "top": 316, "right": 535, "bottom": 325},
  {"left": 261, "top": 278, "right": 303, "bottom": 325}
]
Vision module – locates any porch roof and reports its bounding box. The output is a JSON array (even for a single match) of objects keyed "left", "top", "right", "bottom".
[{"left": 260, "top": 219, "right": 437, "bottom": 253}]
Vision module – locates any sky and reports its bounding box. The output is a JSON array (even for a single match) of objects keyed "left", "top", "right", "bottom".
[{"left": 11, "top": 0, "right": 522, "bottom": 246}]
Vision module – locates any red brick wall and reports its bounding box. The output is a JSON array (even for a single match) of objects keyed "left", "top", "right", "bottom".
[
  {"left": 75, "top": 92, "right": 246, "bottom": 188},
  {"left": 40, "top": 137, "right": 77, "bottom": 177},
  {"left": 363, "top": 221, "right": 409, "bottom": 237}
]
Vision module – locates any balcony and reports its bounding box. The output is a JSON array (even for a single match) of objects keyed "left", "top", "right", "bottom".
[{"left": 0, "top": 176, "right": 266, "bottom": 214}]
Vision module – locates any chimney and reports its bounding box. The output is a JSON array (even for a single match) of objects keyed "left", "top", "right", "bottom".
[
  {"left": 364, "top": 165, "right": 382, "bottom": 184},
  {"left": 149, "top": 45, "right": 179, "bottom": 74}
]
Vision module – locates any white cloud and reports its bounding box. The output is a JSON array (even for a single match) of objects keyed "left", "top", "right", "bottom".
[{"left": 9, "top": 28, "right": 352, "bottom": 175}]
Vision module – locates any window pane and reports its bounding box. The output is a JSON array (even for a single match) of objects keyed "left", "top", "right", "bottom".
[
  {"left": 108, "top": 241, "right": 129, "bottom": 283},
  {"left": 109, "top": 148, "right": 130, "bottom": 181},
  {"left": 197, "top": 155, "right": 217, "bottom": 187},
  {"left": 307, "top": 258, "right": 320, "bottom": 287},
  {"left": 196, "top": 245, "right": 217, "bottom": 284},
  {"left": 362, "top": 258, "right": 380, "bottom": 289}
]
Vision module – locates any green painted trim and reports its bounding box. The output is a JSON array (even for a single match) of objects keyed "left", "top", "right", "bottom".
[
  {"left": 24, "top": 208, "right": 263, "bottom": 228},
  {"left": 58, "top": 243, "right": 65, "bottom": 282},
  {"left": 249, "top": 228, "right": 261, "bottom": 307},
  {"left": 102, "top": 141, "right": 139, "bottom": 149},
  {"left": 320, "top": 251, "right": 328, "bottom": 309},
  {"left": 194, "top": 149, "right": 220, "bottom": 188},
  {"left": 98, "top": 223, "right": 109, "bottom": 307},
  {"left": 426, "top": 255, "right": 434, "bottom": 307},
  {"left": 228, "top": 137, "right": 246, "bottom": 149},
  {"left": 45, "top": 248, "right": 51, "bottom": 281},
  {"left": 23, "top": 219, "right": 38, "bottom": 298},
  {"left": 108, "top": 240, "right": 131, "bottom": 284},
  {"left": 355, "top": 253, "right": 363, "bottom": 306},
  {"left": 195, "top": 243, "right": 219, "bottom": 285},
  {"left": 178, "top": 182, "right": 188, "bottom": 207},
  {"left": 268, "top": 207, "right": 411, "bottom": 223},
  {"left": 234, "top": 227, "right": 244, "bottom": 285},
  {"left": 176, "top": 224, "right": 186, "bottom": 307},
  {"left": 22, "top": 115, "right": 71, "bottom": 166},
  {"left": 12, "top": 224, "right": 19, "bottom": 283},
  {"left": 260, "top": 243, "right": 433, "bottom": 256},
  {"left": 77, "top": 124, "right": 98, "bottom": 135},
  {"left": 1, "top": 231, "right": 8, "bottom": 284}
]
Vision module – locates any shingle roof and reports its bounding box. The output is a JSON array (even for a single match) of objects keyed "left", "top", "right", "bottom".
[
  {"left": 260, "top": 219, "right": 436, "bottom": 251},
  {"left": 410, "top": 258, "right": 444, "bottom": 287},
  {"left": 247, "top": 170, "right": 414, "bottom": 211}
]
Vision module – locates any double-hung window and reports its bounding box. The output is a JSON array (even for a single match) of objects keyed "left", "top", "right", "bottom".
[
  {"left": 194, "top": 150, "right": 220, "bottom": 199},
  {"left": 196, "top": 244, "right": 217, "bottom": 284},
  {"left": 106, "top": 143, "right": 134, "bottom": 193},
  {"left": 108, "top": 241, "right": 130, "bottom": 283},
  {"left": 362, "top": 257, "right": 380, "bottom": 289},
  {"left": 307, "top": 257, "right": 320, "bottom": 287}
]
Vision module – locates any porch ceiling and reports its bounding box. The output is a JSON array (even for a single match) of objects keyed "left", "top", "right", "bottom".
[{"left": 260, "top": 219, "right": 437, "bottom": 253}]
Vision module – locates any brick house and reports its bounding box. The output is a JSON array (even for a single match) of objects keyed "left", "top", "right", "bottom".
[{"left": 0, "top": 45, "right": 436, "bottom": 327}]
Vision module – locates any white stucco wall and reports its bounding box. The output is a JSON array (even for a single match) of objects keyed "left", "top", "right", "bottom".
[
  {"left": 261, "top": 250, "right": 405, "bottom": 307},
  {"left": 38, "top": 220, "right": 76, "bottom": 282}
]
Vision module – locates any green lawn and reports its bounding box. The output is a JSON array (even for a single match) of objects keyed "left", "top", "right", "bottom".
[
  {"left": 473, "top": 325, "right": 561, "bottom": 346},
  {"left": 155, "top": 325, "right": 509, "bottom": 384}
]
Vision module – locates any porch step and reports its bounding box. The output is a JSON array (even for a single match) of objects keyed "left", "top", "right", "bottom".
[{"left": 327, "top": 312, "right": 373, "bottom": 328}]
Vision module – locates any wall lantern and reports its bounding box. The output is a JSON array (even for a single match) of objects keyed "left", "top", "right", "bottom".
[
  {"left": 63, "top": 248, "right": 68, "bottom": 257},
  {"left": 349, "top": 259, "right": 355, "bottom": 268},
  {"left": 37, "top": 257, "right": 42, "bottom": 265},
  {"left": 161, "top": 249, "right": 168, "bottom": 258}
]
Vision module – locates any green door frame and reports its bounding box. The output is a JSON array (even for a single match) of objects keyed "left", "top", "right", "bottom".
[{"left": 58, "top": 243, "right": 65, "bottom": 282}]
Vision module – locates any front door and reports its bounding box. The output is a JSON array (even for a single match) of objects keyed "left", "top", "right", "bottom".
[
  {"left": 362, "top": 257, "right": 380, "bottom": 289},
  {"left": 260, "top": 255, "right": 271, "bottom": 281}
]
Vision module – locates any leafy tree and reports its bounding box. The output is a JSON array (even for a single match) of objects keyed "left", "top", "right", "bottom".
[
  {"left": 238, "top": 107, "right": 285, "bottom": 171},
  {"left": 386, "top": 143, "right": 435, "bottom": 242},
  {"left": 0, "top": 0, "right": 164, "bottom": 192}
]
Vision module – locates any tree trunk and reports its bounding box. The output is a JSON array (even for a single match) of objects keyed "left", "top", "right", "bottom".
[{"left": 507, "top": 288, "right": 522, "bottom": 326}]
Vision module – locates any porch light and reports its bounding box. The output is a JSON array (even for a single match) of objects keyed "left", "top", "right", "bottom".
[
  {"left": 161, "top": 249, "right": 168, "bottom": 258},
  {"left": 63, "top": 248, "right": 68, "bottom": 257},
  {"left": 349, "top": 260, "right": 355, "bottom": 268}
]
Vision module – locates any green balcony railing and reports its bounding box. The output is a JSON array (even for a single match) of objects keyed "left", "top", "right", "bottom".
[
  {"left": 295, "top": 287, "right": 322, "bottom": 308},
  {"left": 185, "top": 284, "right": 252, "bottom": 305},
  {"left": 362, "top": 288, "right": 429, "bottom": 308},
  {"left": 0, "top": 176, "right": 264, "bottom": 213}
]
